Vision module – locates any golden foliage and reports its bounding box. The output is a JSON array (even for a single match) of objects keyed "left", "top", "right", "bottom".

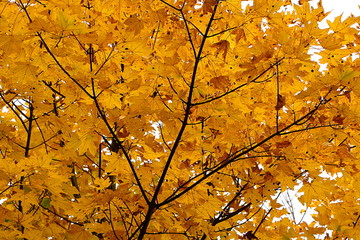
[{"left": 0, "top": 0, "right": 360, "bottom": 239}]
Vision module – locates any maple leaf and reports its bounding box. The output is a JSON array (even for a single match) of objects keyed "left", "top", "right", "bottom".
[
  {"left": 211, "top": 40, "right": 230, "bottom": 60},
  {"left": 56, "top": 11, "right": 76, "bottom": 31},
  {"left": 203, "top": 0, "right": 218, "bottom": 15},
  {"left": 124, "top": 15, "right": 144, "bottom": 36},
  {"left": 210, "top": 75, "right": 230, "bottom": 91},
  {"left": 232, "top": 28, "right": 247, "bottom": 43}
]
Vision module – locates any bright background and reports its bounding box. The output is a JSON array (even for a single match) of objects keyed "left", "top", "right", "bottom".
[{"left": 322, "top": 0, "right": 360, "bottom": 19}]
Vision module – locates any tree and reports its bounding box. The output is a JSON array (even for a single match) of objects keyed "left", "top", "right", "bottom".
[{"left": 0, "top": 0, "right": 359, "bottom": 239}]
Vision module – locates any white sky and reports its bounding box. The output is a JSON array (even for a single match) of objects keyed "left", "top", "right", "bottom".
[{"left": 322, "top": 0, "right": 360, "bottom": 19}]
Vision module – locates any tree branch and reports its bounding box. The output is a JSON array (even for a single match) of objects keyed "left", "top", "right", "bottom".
[
  {"left": 159, "top": 96, "right": 331, "bottom": 206},
  {"left": 136, "top": 1, "right": 221, "bottom": 239},
  {"left": 192, "top": 57, "right": 284, "bottom": 106}
]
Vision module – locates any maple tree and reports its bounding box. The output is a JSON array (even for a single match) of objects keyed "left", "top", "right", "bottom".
[{"left": 0, "top": 0, "right": 360, "bottom": 239}]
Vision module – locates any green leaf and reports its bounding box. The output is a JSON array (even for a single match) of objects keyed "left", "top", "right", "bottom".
[{"left": 40, "top": 198, "right": 51, "bottom": 209}]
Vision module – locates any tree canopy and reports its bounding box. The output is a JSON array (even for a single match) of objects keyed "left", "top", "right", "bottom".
[{"left": 0, "top": 0, "right": 360, "bottom": 239}]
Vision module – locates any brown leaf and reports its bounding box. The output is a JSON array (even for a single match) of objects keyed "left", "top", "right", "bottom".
[
  {"left": 275, "top": 94, "right": 286, "bottom": 110},
  {"left": 210, "top": 75, "right": 230, "bottom": 91},
  {"left": 276, "top": 140, "right": 291, "bottom": 148},
  {"left": 336, "top": 145, "right": 355, "bottom": 160},
  {"left": 117, "top": 127, "right": 130, "bottom": 138},
  {"left": 232, "top": 28, "right": 246, "bottom": 43},
  {"left": 212, "top": 40, "right": 230, "bottom": 60},
  {"left": 203, "top": 0, "right": 217, "bottom": 14},
  {"left": 333, "top": 115, "right": 345, "bottom": 125}
]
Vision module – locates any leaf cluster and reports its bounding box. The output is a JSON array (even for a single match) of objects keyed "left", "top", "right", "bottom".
[{"left": 0, "top": 0, "right": 360, "bottom": 239}]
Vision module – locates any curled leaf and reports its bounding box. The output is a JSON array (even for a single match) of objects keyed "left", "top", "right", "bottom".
[{"left": 275, "top": 94, "right": 285, "bottom": 110}]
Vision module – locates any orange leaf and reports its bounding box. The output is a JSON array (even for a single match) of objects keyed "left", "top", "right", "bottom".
[
  {"left": 210, "top": 75, "right": 230, "bottom": 91},
  {"left": 212, "top": 40, "right": 230, "bottom": 60}
]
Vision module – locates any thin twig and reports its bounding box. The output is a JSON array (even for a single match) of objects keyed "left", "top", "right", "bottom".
[
  {"left": 193, "top": 57, "right": 284, "bottom": 106},
  {"left": 159, "top": 96, "right": 332, "bottom": 206},
  {"left": 0, "top": 173, "right": 34, "bottom": 196}
]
